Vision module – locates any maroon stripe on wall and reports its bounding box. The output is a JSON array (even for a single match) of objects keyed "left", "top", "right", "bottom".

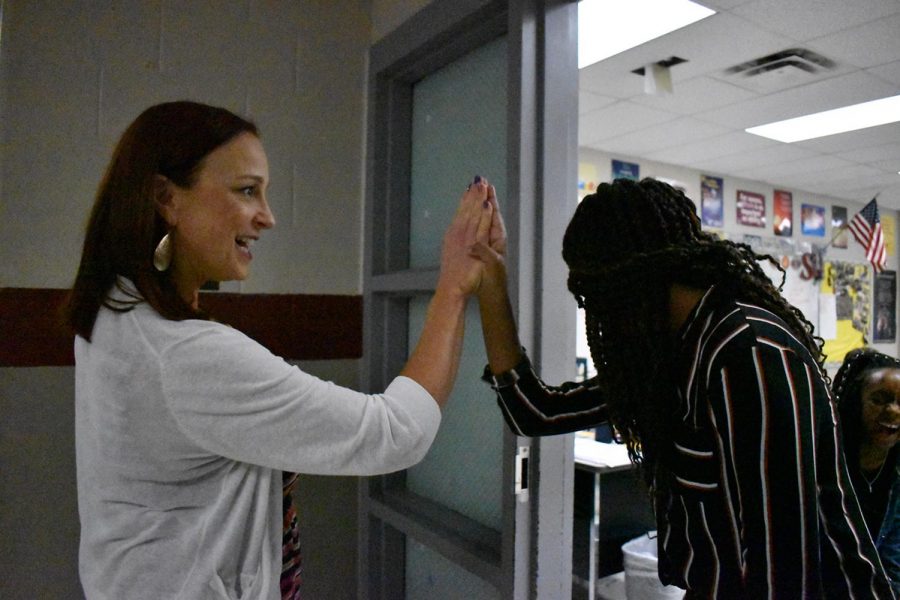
[{"left": 0, "top": 288, "right": 362, "bottom": 367}]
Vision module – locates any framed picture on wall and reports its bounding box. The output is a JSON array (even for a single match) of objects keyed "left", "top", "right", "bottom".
[
  {"left": 801, "top": 203, "right": 826, "bottom": 237},
  {"left": 773, "top": 190, "right": 792, "bottom": 237},
  {"left": 874, "top": 270, "right": 897, "bottom": 343},
  {"left": 736, "top": 190, "right": 765, "bottom": 228},
  {"left": 700, "top": 175, "right": 723, "bottom": 228},
  {"left": 611, "top": 159, "right": 639, "bottom": 181},
  {"left": 831, "top": 206, "right": 849, "bottom": 248}
]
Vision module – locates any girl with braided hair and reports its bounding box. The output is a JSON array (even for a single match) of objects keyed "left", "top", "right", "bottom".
[
  {"left": 834, "top": 348, "right": 900, "bottom": 593},
  {"left": 473, "top": 177, "right": 893, "bottom": 599}
]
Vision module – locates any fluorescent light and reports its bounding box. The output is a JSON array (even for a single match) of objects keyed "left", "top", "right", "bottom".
[
  {"left": 578, "top": 0, "right": 715, "bottom": 69},
  {"left": 746, "top": 95, "right": 900, "bottom": 143}
]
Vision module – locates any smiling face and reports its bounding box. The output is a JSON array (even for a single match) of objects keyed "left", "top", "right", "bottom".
[
  {"left": 158, "top": 132, "right": 274, "bottom": 305},
  {"left": 860, "top": 367, "right": 900, "bottom": 452}
]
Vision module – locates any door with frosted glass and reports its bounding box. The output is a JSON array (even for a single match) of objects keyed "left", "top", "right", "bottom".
[{"left": 361, "top": 1, "right": 578, "bottom": 598}]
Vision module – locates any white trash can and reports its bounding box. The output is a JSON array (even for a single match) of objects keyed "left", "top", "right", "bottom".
[{"left": 621, "top": 532, "right": 685, "bottom": 600}]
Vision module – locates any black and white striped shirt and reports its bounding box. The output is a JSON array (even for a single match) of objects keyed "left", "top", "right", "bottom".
[{"left": 486, "top": 287, "right": 894, "bottom": 599}]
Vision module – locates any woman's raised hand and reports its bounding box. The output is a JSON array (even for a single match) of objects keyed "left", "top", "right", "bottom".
[{"left": 437, "top": 176, "right": 493, "bottom": 298}]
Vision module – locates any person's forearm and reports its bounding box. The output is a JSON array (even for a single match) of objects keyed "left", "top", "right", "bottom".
[
  {"left": 477, "top": 265, "right": 522, "bottom": 374},
  {"left": 400, "top": 287, "right": 467, "bottom": 408}
]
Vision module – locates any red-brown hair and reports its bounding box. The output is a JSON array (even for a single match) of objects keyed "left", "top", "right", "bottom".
[{"left": 67, "top": 101, "right": 258, "bottom": 340}]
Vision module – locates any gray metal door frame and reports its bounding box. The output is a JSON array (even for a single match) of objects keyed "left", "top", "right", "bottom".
[{"left": 359, "top": 1, "right": 578, "bottom": 597}]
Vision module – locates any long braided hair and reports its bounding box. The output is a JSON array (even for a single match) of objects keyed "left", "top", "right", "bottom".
[
  {"left": 834, "top": 348, "right": 900, "bottom": 467},
  {"left": 562, "top": 178, "right": 824, "bottom": 495}
]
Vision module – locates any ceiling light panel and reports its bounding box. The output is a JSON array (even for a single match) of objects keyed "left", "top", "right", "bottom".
[
  {"left": 578, "top": 0, "right": 716, "bottom": 69},
  {"left": 746, "top": 94, "right": 900, "bottom": 142}
]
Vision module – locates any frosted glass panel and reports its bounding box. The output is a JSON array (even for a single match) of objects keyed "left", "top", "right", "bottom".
[
  {"left": 406, "top": 298, "right": 503, "bottom": 529},
  {"left": 406, "top": 538, "right": 501, "bottom": 600},
  {"left": 409, "top": 36, "right": 508, "bottom": 269}
]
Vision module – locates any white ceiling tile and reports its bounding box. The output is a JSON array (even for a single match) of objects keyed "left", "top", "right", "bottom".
[
  {"left": 579, "top": 101, "right": 678, "bottom": 146},
  {"left": 795, "top": 123, "right": 900, "bottom": 154},
  {"left": 738, "top": 155, "right": 858, "bottom": 182},
  {"left": 700, "top": 70, "right": 898, "bottom": 129},
  {"left": 730, "top": 0, "right": 900, "bottom": 42},
  {"left": 579, "top": 90, "right": 617, "bottom": 115},
  {"left": 867, "top": 60, "right": 900, "bottom": 86},
  {"left": 642, "top": 130, "right": 776, "bottom": 164},
  {"left": 699, "top": 143, "right": 816, "bottom": 173},
  {"left": 699, "top": 0, "right": 756, "bottom": 9},
  {"left": 591, "top": 117, "right": 731, "bottom": 156},
  {"left": 837, "top": 142, "right": 900, "bottom": 164},
  {"left": 872, "top": 159, "right": 900, "bottom": 173},
  {"left": 630, "top": 76, "right": 758, "bottom": 115},
  {"left": 807, "top": 14, "right": 900, "bottom": 69}
]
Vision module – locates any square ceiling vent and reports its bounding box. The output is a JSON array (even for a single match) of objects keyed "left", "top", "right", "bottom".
[{"left": 721, "top": 48, "right": 837, "bottom": 93}]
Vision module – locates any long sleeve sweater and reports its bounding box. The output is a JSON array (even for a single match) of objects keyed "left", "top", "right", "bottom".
[{"left": 75, "top": 281, "right": 440, "bottom": 599}]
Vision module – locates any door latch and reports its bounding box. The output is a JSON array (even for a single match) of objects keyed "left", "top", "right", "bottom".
[{"left": 515, "top": 446, "right": 530, "bottom": 502}]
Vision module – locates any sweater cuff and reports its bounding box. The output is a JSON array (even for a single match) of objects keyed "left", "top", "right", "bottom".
[{"left": 481, "top": 349, "right": 531, "bottom": 388}]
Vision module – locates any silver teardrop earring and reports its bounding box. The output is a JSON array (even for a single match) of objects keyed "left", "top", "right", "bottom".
[{"left": 153, "top": 233, "right": 173, "bottom": 271}]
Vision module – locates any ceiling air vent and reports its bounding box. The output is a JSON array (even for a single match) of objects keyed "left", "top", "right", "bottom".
[{"left": 722, "top": 48, "right": 837, "bottom": 93}]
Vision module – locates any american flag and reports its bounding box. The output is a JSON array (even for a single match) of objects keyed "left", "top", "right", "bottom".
[{"left": 848, "top": 198, "right": 887, "bottom": 272}]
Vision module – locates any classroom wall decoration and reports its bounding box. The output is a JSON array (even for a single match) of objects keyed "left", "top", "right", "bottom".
[
  {"left": 736, "top": 190, "right": 765, "bottom": 227},
  {"left": 821, "top": 261, "right": 871, "bottom": 365},
  {"left": 578, "top": 162, "right": 599, "bottom": 201},
  {"left": 612, "top": 159, "right": 639, "bottom": 181},
  {"left": 874, "top": 270, "right": 897, "bottom": 343},
  {"left": 831, "top": 206, "right": 848, "bottom": 248},
  {"left": 700, "top": 175, "right": 723, "bottom": 228},
  {"left": 801, "top": 203, "right": 826, "bottom": 236},
  {"left": 882, "top": 214, "right": 896, "bottom": 257},
  {"left": 773, "top": 190, "right": 793, "bottom": 237}
]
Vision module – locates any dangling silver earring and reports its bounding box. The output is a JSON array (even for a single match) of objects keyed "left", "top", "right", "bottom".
[{"left": 153, "top": 233, "right": 172, "bottom": 271}]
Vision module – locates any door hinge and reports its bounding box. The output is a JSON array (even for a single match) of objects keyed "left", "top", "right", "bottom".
[{"left": 515, "top": 445, "right": 530, "bottom": 502}]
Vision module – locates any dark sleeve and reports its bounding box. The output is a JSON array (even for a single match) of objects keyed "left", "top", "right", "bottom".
[
  {"left": 481, "top": 353, "right": 609, "bottom": 437},
  {"left": 708, "top": 342, "right": 893, "bottom": 599},
  {"left": 879, "top": 470, "right": 900, "bottom": 595}
]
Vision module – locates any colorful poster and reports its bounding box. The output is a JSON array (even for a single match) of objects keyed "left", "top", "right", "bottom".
[
  {"left": 773, "top": 190, "right": 793, "bottom": 237},
  {"left": 700, "top": 175, "right": 723, "bottom": 228},
  {"left": 874, "top": 270, "right": 897, "bottom": 343},
  {"left": 831, "top": 206, "right": 848, "bottom": 248},
  {"left": 611, "top": 159, "right": 639, "bottom": 181},
  {"left": 736, "top": 190, "right": 765, "bottom": 228},
  {"left": 578, "top": 162, "right": 599, "bottom": 201},
  {"left": 821, "top": 261, "right": 871, "bottom": 366},
  {"left": 801, "top": 203, "right": 826, "bottom": 237},
  {"left": 882, "top": 214, "right": 895, "bottom": 257}
]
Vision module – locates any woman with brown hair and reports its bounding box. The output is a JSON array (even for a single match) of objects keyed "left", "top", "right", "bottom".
[{"left": 68, "top": 101, "right": 491, "bottom": 599}]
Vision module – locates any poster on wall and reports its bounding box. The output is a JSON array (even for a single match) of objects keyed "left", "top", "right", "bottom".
[
  {"left": 801, "top": 203, "right": 826, "bottom": 237},
  {"left": 773, "top": 190, "right": 793, "bottom": 237},
  {"left": 874, "top": 270, "right": 897, "bottom": 343},
  {"left": 821, "top": 261, "right": 871, "bottom": 366},
  {"left": 578, "top": 162, "right": 599, "bottom": 201},
  {"left": 883, "top": 215, "right": 896, "bottom": 257},
  {"left": 831, "top": 206, "right": 849, "bottom": 248},
  {"left": 611, "top": 159, "right": 639, "bottom": 181},
  {"left": 736, "top": 190, "right": 765, "bottom": 228},
  {"left": 700, "top": 175, "right": 723, "bottom": 228}
]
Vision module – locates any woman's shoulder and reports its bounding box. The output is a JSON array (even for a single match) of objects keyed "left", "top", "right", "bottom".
[{"left": 98, "top": 278, "right": 238, "bottom": 352}]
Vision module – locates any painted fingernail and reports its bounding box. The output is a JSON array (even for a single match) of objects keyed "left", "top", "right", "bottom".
[
  {"left": 473, "top": 175, "right": 482, "bottom": 184},
  {"left": 466, "top": 184, "right": 472, "bottom": 191}
]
